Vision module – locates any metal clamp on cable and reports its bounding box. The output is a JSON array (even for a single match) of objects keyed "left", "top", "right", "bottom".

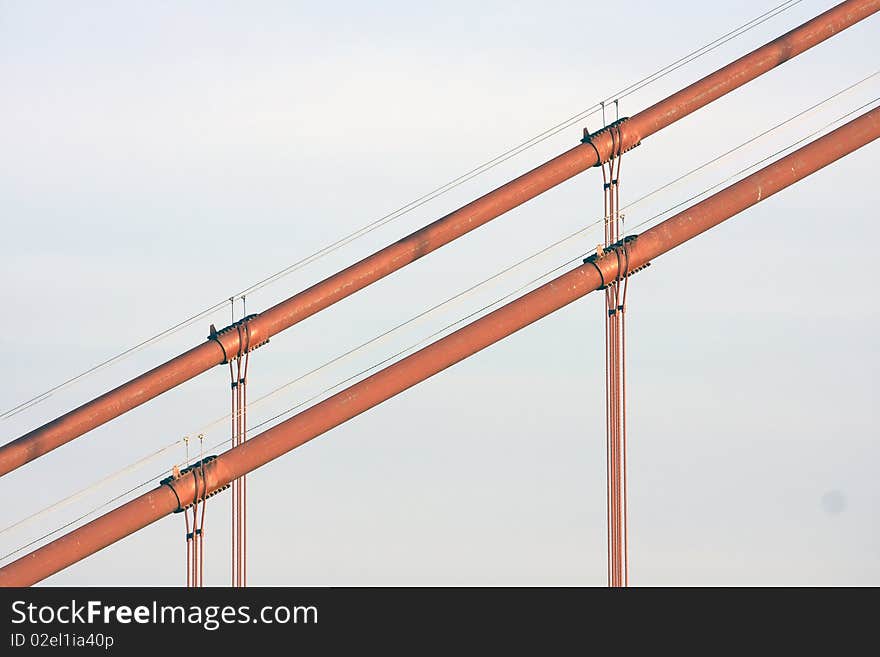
[
  {"left": 609, "top": 234, "right": 651, "bottom": 279},
  {"left": 583, "top": 247, "right": 608, "bottom": 289},
  {"left": 581, "top": 117, "right": 641, "bottom": 165},
  {"left": 583, "top": 234, "right": 651, "bottom": 285},
  {"left": 161, "top": 455, "right": 230, "bottom": 513},
  {"left": 207, "top": 314, "right": 270, "bottom": 364}
]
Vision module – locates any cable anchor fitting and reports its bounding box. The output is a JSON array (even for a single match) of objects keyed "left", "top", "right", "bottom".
[
  {"left": 161, "top": 455, "right": 231, "bottom": 513},
  {"left": 207, "top": 314, "right": 270, "bottom": 364},
  {"left": 581, "top": 117, "right": 641, "bottom": 165},
  {"left": 583, "top": 234, "right": 651, "bottom": 285}
]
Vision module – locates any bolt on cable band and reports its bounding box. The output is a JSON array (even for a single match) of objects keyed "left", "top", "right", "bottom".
[
  {"left": 161, "top": 443, "right": 222, "bottom": 587},
  {"left": 587, "top": 121, "right": 641, "bottom": 588},
  {"left": 160, "top": 455, "right": 230, "bottom": 514},
  {"left": 581, "top": 117, "right": 642, "bottom": 165},
  {"left": 224, "top": 300, "right": 253, "bottom": 588},
  {"left": 207, "top": 314, "right": 270, "bottom": 365},
  {"left": 583, "top": 234, "right": 652, "bottom": 289}
]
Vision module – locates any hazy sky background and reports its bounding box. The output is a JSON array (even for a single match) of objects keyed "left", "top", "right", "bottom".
[{"left": 1, "top": 0, "right": 877, "bottom": 586}]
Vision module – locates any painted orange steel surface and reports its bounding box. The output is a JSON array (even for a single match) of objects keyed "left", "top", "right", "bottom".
[
  {"left": 1, "top": 1, "right": 875, "bottom": 478},
  {"left": 3, "top": 105, "right": 877, "bottom": 586}
]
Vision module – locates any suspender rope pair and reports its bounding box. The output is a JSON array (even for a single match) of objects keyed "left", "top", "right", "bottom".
[
  {"left": 229, "top": 299, "right": 251, "bottom": 588},
  {"left": 186, "top": 437, "right": 208, "bottom": 588},
  {"left": 582, "top": 104, "right": 647, "bottom": 587},
  {"left": 165, "top": 298, "right": 263, "bottom": 587},
  {"left": 602, "top": 115, "right": 629, "bottom": 589},
  {"left": 164, "top": 436, "right": 211, "bottom": 587}
]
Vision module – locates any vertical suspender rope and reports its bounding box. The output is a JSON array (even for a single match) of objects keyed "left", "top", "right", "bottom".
[
  {"left": 229, "top": 297, "right": 241, "bottom": 588},
  {"left": 229, "top": 326, "right": 238, "bottom": 586},
  {"left": 198, "top": 434, "right": 207, "bottom": 588},
  {"left": 610, "top": 110, "right": 629, "bottom": 589},
  {"left": 619, "top": 255, "right": 627, "bottom": 586},
  {"left": 171, "top": 434, "right": 223, "bottom": 587},
  {"left": 588, "top": 102, "right": 635, "bottom": 588},
  {"left": 599, "top": 106, "right": 614, "bottom": 587},
  {"left": 230, "top": 297, "right": 251, "bottom": 588},
  {"left": 183, "top": 436, "right": 190, "bottom": 587},
  {"left": 189, "top": 499, "right": 195, "bottom": 586},
  {"left": 241, "top": 309, "right": 249, "bottom": 587},
  {"left": 189, "top": 475, "right": 200, "bottom": 587},
  {"left": 605, "top": 132, "right": 620, "bottom": 588},
  {"left": 184, "top": 491, "right": 192, "bottom": 587},
  {"left": 230, "top": 347, "right": 237, "bottom": 585}
]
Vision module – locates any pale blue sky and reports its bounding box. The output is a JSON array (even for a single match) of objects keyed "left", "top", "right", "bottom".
[{"left": 1, "top": 0, "right": 878, "bottom": 585}]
